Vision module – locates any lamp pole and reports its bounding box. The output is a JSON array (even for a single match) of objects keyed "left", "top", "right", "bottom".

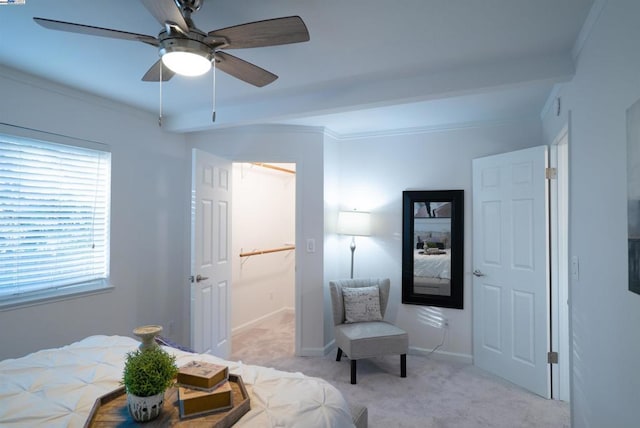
[
  {"left": 337, "top": 210, "right": 371, "bottom": 280},
  {"left": 349, "top": 236, "right": 356, "bottom": 279}
]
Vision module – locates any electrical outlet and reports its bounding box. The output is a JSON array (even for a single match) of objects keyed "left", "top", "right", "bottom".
[
  {"left": 443, "top": 318, "right": 449, "bottom": 328},
  {"left": 571, "top": 256, "right": 580, "bottom": 280}
]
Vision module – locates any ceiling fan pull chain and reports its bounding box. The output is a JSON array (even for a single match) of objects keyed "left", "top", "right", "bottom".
[
  {"left": 158, "top": 64, "right": 163, "bottom": 127},
  {"left": 212, "top": 58, "right": 216, "bottom": 123}
]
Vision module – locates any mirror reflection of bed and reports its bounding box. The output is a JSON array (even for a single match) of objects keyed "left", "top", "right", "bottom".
[{"left": 414, "top": 202, "right": 452, "bottom": 296}]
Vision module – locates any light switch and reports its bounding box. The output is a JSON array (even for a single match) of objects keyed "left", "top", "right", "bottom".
[{"left": 306, "top": 238, "right": 315, "bottom": 253}]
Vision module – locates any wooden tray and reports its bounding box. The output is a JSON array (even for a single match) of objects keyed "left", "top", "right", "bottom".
[{"left": 84, "top": 374, "right": 250, "bottom": 427}]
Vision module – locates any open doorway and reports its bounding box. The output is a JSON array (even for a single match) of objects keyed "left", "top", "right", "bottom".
[{"left": 229, "top": 162, "right": 296, "bottom": 363}]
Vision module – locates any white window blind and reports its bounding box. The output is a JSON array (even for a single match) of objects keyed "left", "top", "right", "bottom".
[{"left": 0, "top": 134, "right": 111, "bottom": 302}]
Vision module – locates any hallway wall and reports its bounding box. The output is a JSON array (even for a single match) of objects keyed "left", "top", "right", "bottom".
[{"left": 541, "top": 0, "right": 640, "bottom": 425}]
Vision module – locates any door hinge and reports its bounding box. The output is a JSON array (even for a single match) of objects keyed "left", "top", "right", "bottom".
[
  {"left": 547, "top": 351, "right": 558, "bottom": 364},
  {"left": 545, "top": 167, "right": 557, "bottom": 180}
]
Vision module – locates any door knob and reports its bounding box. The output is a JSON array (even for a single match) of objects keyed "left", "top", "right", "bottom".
[
  {"left": 190, "top": 274, "right": 210, "bottom": 283},
  {"left": 473, "top": 270, "right": 485, "bottom": 277}
]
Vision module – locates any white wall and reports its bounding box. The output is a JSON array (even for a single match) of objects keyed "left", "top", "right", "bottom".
[
  {"left": 0, "top": 67, "right": 189, "bottom": 360},
  {"left": 326, "top": 120, "right": 543, "bottom": 360},
  {"left": 323, "top": 134, "right": 342, "bottom": 347},
  {"left": 231, "top": 162, "right": 296, "bottom": 332},
  {"left": 187, "top": 125, "right": 326, "bottom": 355},
  {"left": 542, "top": 0, "right": 640, "bottom": 426}
]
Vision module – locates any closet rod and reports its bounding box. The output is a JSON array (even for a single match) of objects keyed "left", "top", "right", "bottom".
[
  {"left": 251, "top": 162, "right": 296, "bottom": 175},
  {"left": 239, "top": 245, "right": 295, "bottom": 258}
]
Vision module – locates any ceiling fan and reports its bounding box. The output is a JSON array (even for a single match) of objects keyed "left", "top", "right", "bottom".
[{"left": 33, "top": 0, "right": 310, "bottom": 87}]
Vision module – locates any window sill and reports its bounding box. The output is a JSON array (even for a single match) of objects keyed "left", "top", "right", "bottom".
[{"left": 0, "top": 281, "right": 114, "bottom": 311}]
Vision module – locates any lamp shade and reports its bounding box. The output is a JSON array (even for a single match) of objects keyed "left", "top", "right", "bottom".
[{"left": 337, "top": 211, "right": 371, "bottom": 236}]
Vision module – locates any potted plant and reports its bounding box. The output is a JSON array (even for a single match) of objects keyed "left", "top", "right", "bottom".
[{"left": 122, "top": 347, "right": 178, "bottom": 422}]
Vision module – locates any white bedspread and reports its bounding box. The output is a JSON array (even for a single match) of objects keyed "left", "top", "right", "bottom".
[
  {"left": 414, "top": 249, "right": 450, "bottom": 279},
  {"left": 0, "top": 335, "right": 354, "bottom": 427}
]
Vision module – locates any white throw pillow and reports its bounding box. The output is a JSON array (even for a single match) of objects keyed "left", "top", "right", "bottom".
[{"left": 342, "top": 286, "right": 383, "bottom": 323}]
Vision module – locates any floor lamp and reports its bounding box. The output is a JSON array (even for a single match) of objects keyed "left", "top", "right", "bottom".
[{"left": 337, "top": 210, "right": 371, "bottom": 279}]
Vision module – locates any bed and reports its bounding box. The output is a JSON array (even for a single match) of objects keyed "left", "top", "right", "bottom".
[
  {"left": 0, "top": 335, "right": 362, "bottom": 427},
  {"left": 414, "top": 248, "right": 450, "bottom": 280},
  {"left": 413, "top": 248, "right": 451, "bottom": 295}
]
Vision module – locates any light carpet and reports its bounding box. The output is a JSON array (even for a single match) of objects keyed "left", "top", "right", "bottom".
[{"left": 231, "top": 312, "right": 569, "bottom": 428}]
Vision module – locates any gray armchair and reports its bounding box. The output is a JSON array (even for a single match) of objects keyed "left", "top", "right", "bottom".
[{"left": 329, "top": 278, "right": 408, "bottom": 384}]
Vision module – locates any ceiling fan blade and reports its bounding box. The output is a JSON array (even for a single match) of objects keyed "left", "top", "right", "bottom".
[
  {"left": 208, "top": 16, "right": 309, "bottom": 49},
  {"left": 141, "top": 59, "right": 175, "bottom": 82},
  {"left": 215, "top": 52, "right": 277, "bottom": 87},
  {"left": 140, "top": 0, "right": 189, "bottom": 34},
  {"left": 34, "top": 17, "right": 159, "bottom": 47}
]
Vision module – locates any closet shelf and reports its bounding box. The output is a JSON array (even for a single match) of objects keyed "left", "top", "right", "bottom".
[
  {"left": 251, "top": 162, "right": 296, "bottom": 174},
  {"left": 239, "top": 245, "right": 295, "bottom": 258}
]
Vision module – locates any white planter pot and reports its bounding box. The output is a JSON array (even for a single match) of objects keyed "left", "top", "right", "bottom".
[{"left": 127, "top": 391, "right": 165, "bottom": 422}]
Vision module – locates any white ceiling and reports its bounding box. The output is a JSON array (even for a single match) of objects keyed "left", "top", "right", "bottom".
[{"left": 0, "top": 0, "right": 595, "bottom": 136}]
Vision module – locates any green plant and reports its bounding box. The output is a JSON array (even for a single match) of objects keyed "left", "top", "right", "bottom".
[{"left": 122, "top": 347, "right": 178, "bottom": 397}]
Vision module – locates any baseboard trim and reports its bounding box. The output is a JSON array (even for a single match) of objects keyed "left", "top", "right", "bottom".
[
  {"left": 231, "top": 307, "right": 294, "bottom": 336},
  {"left": 297, "top": 339, "right": 335, "bottom": 357},
  {"left": 409, "top": 346, "right": 473, "bottom": 364},
  {"left": 299, "top": 347, "right": 329, "bottom": 357}
]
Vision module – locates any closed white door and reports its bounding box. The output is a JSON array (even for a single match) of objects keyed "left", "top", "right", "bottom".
[
  {"left": 472, "top": 145, "right": 550, "bottom": 398},
  {"left": 190, "top": 149, "right": 232, "bottom": 357}
]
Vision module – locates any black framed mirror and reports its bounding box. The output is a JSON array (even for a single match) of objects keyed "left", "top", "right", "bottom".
[{"left": 402, "top": 190, "right": 464, "bottom": 309}]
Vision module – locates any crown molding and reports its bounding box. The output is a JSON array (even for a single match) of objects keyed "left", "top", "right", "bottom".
[
  {"left": 572, "top": 0, "right": 608, "bottom": 62},
  {"left": 325, "top": 116, "right": 539, "bottom": 141},
  {"left": 0, "top": 64, "right": 156, "bottom": 124}
]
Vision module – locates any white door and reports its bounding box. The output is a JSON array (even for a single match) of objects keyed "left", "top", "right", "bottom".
[
  {"left": 472, "top": 145, "right": 550, "bottom": 398},
  {"left": 190, "top": 148, "right": 232, "bottom": 357}
]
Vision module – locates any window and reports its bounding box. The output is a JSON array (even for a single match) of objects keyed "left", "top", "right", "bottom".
[{"left": 0, "top": 128, "right": 111, "bottom": 308}]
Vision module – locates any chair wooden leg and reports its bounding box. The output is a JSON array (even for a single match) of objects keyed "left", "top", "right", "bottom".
[
  {"left": 336, "top": 348, "right": 343, "bottom": 362},
  {"left": 401, "top": 354, "right": 407, "bottom": 378},
  {"left": 351, "top": 359, "right": 357, "bottom": 384}
]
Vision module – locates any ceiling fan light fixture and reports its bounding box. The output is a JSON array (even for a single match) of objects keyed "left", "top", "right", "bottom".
[
  {"left": 162, "top": 51, "right": 211, "bottom": 76},
  {"left": 160, "top": 38, "right": 212, "bottom": 76}
]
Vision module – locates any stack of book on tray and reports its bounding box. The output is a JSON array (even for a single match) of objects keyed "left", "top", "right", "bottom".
[{"left": 176, "top": 361, "right": 232, "bottom": 419}]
